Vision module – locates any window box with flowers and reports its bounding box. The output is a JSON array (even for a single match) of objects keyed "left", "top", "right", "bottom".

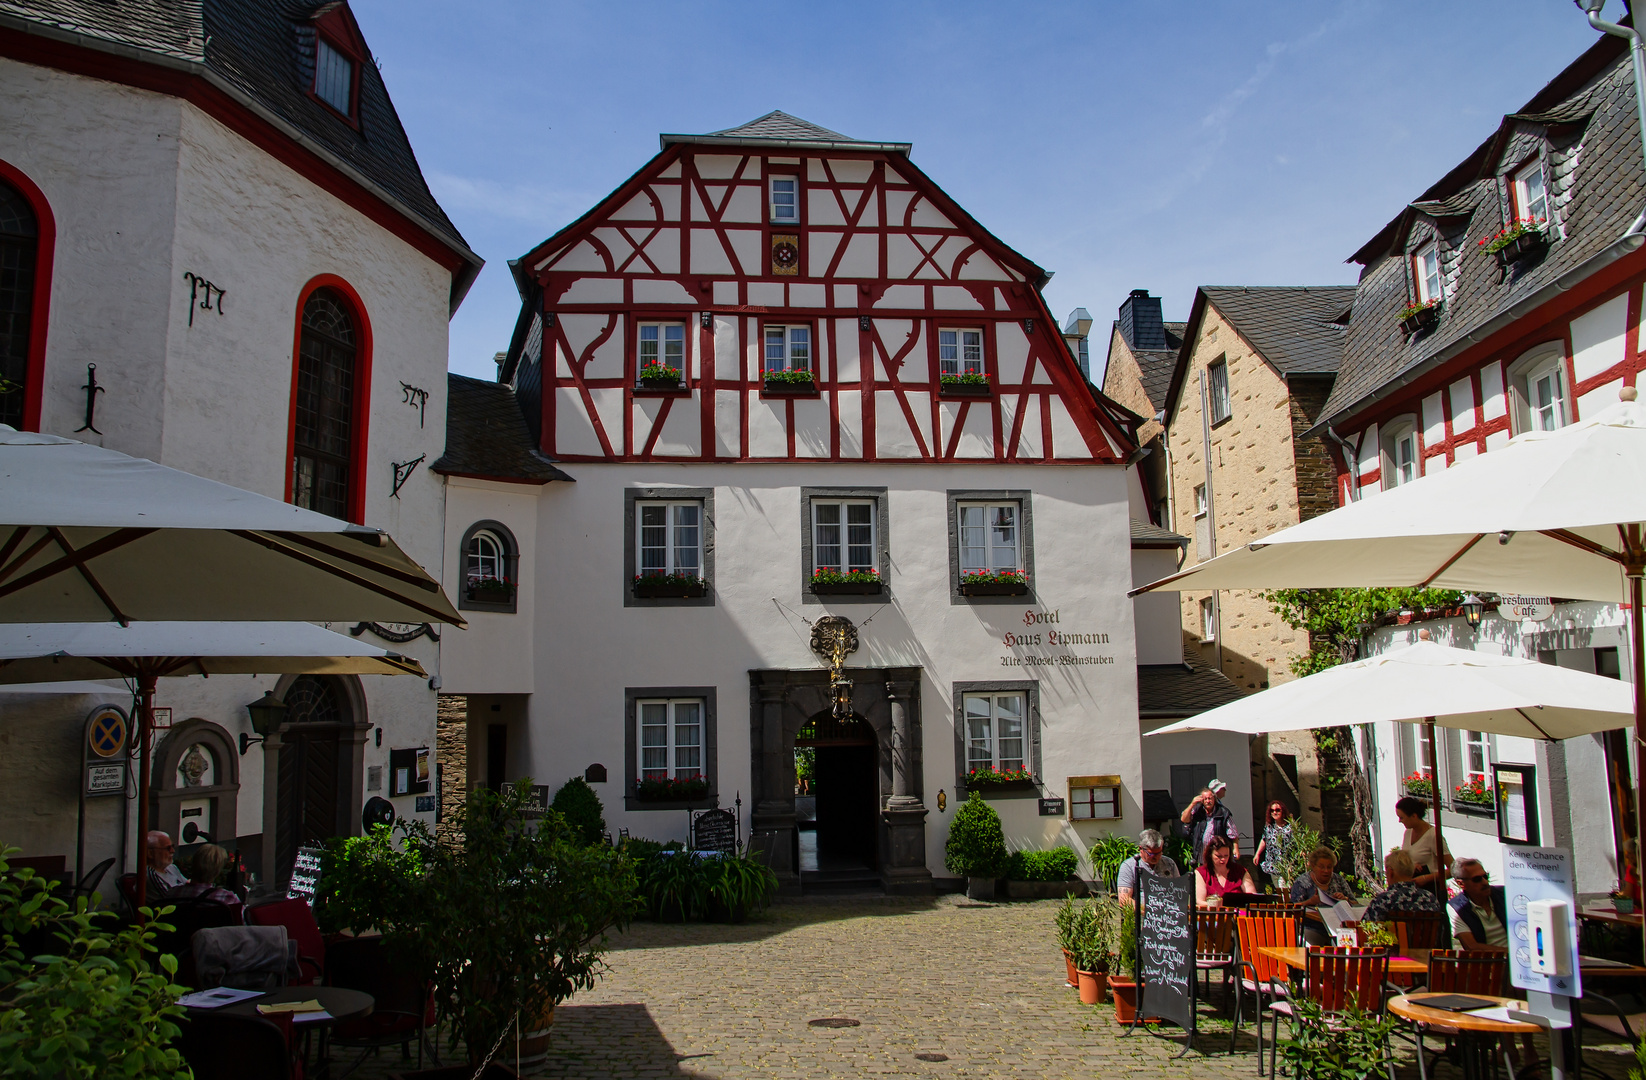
[
  {"left": 1398, "top": 299, "right": 1441, "bottom": 336},
  {"left": 959, "top": 569, "right": 1030, "bottom": 597},
  {"left": 939, "top": 372, "right": 992, "bottom": 398},
  {"left": 1403, "top": 771, "right": 1434, "bottom": 799},
  {"left": 465, "top": 575, "right": 516, "bottom": 605},
  {"left": 1480, "top": 218, "right": 1548, "bottom": 268},
  {"left": 809, "top": 567, "right": 883, "bottom": 595},
  {"left": 633, "top": 775, "right": 711, "bottom": 803},
  {"left": 1453, "top": 778, "right": 1497, "bottom": 816},
  {"left": 964, "top": 766, "right": 1039, "bottom": 794},
  {"left": 636, "top": 363, "right": 685, "bottom": 393},
  {"left": 633, "top": 571, "right": 709, "bottom": 599},
  {"left": 762, "top": 368, "right": 818, "bottom": 396}
]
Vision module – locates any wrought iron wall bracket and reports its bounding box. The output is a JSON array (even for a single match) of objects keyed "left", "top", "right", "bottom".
[
  {"left": 74, "top": 363, "right": 104, "bottom": 434},
  {"left": 182, "top": 272, "right": 225, "bottom": 327},
  {"left": 391, "top": 454, "right": 426, "bottom": 498}
]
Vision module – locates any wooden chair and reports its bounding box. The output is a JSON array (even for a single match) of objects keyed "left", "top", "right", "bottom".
[
  {"left": 1402, "top": 950, "right": 1511, "bottom": 1080},
  {"left": 1266, "top": 947, "right": 1392, "bottom": 1079},
  {"left": 1195, "top": 906, "right": 1241, "bottom": 1012},
  {"left": 1233, "top": 914, "right": 1295, "bottom": 1073},
  {"left": 1395, "top": 911, "right": 1450, "bottom": 952},
  {"left": 1250, "top": 904, "right": 1310, "bottom": 946}
]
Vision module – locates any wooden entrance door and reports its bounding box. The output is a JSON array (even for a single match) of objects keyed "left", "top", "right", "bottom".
[{"left": 274, "top": 677, "right": 350, "bottom": 883}]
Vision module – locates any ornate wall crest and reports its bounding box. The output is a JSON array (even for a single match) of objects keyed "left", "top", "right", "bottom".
[{"left": 349, "top": 622, "right": 440, "bottom": 644}]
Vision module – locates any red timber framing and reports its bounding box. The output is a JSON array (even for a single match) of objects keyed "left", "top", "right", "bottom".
[
  {"left": 1336, "top": 243, "right": 1646, "bottom": 500},
  {"left": 520, "top": 142, "right": 1133, "bottom": 465}
]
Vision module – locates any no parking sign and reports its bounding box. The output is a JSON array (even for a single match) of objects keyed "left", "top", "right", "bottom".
[{"left": 84, "top": 704, "right": 129, "bottom": 796}]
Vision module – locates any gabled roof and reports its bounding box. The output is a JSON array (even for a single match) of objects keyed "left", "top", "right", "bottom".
[
  {"left": 660, "top": 109, "right": 913, "bottom": 154},
  {"left": 1138, "top": 641, "right": 1246, "bottom": 720},
  {"left": 0, "top": 0, "right": 480, "bottom": 308},
  {"left": 1318, "top": 32, "right": 1642, "bottom": 431},
  {"left": 432, "top": 374, "right": 573, "bottom": 485},
  {"left": 1107, "top": 320, "right": 1183, "bottom": 414}
]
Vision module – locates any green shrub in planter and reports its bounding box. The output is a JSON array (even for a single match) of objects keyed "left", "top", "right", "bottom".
[
  {"left": 1276, "top": 998, "right": 1397, "bottom": 1080},
  {"left": 944, "top": 791, "right": 1009, "bottom": 879},
  {"left": 551, "top": 776, "right": 607, "bottom": 847},
  {"left": 703, "top": 853, "right": 778, "bottom": 922},
  {"left": 316, "top": 824, "right": 424, "bottom": 935},
  {"left": 1088, "top": 834, "right": 1136, "bottom": 892},
  {"left": 1006, "top": 847, "right": 1079, "bottom": 881}
]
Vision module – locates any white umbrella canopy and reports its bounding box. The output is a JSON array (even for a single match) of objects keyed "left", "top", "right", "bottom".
[
  {"left": 0, "top": 427, "right": 463, "bottom": 626},
  {"left": 1145, "top": 641, "right": 1632, "bottom": 739},
  {"left": 1131, "top": 393, "right": 1646, "bottom": 603}
]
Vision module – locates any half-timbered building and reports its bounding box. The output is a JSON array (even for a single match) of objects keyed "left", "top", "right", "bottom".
[{"left": 439, "top": 113, "right": 1145, "bottom": 891}]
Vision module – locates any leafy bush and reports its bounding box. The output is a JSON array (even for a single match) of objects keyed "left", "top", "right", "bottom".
[
  {"left": 1276, "top": 999, "right": 1397, "bottom": 1080},
  {"left": 1272, "top": 819, "right": 1343, "bottom": 893},
  {"left": 1065, "top": 896, "right": 1120, "bottom": 972},
  {"left": 944, "top": 792, "right": 1008, "bottom": 878},
  {"left": 0, "top": 847, "right": 191, "bottom": 1079},
  {"left": 316, "top": 823, "right": 424, "bottom": 935},
  {"left": 1005, "top": 847, "right": 1078, "bottom": 881},
  {"left": 1117, "top": 903, "right": 1139, "bottom": 978},
  {"left": 1164, "top": 835, "right": 1193, "bottom": 872},
  {"left": 632, "top": 845, "right": 773, "bottom": 923},
  {"left": 1088, "top": 834, "right": 1137, "bottom": 892},
  {"left": 551, "top": 776, "right": 607, "bottom": 846},
  {"left": 702, "top": 854, "right": 778, "bottom": 921}
]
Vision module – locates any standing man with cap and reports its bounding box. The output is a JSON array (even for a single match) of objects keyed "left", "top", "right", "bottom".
[{"left": 1180, "top": 781, "right": 1238, "bottom": 865}]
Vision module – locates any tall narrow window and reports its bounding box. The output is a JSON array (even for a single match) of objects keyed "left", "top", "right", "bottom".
[
  {"left": 769, "top": 176, "right": 798, "bottom": 223},
  {"left": 1507, "top": 346, "right": 1569, "bottom": 435},
  {"left": 0, "top": 180, "right": 38, "bottom": 431},
  {"left": 1381, "top": 421, "right": 1419, "bottom": 488},
  {"left": 636, "top": 501, "right": 702, "bottom": 578},
  {"left": 958, "top": 503, "right": 1020, "bottom": 575},
  {"left": 1463, "top": 730, "right": 1490, "bottom": 787},
  {"left": 939, "top": 329, "right": 984, "bottom": 376},
  {"left": 292, "top": 289, "right": 358, "bottom": 519},
  {"left": 965, "top": 692, "right": 1026, "bottom": 774},
  {"left": 314, "top": 37, "right": 355, "bottom": 116},
  {"left": 1199, "top": 596, "right": 1217, "bottom": 641},
  {"left": 1414, "top": 244, "right": 1442, "bottom": 304},
  {"left": 637, "top": 321, "right": 684, "bottom": 373},
  {"left": 813, "top": 500, "right": 875, "bottom": 572},
  {"left": 1207, "top": 360, "right": 1231, "bottom": 423},
  {"left": 763, "top": 324, "right": 811, "bottom": 372},
  {"left": 638, "top": 699, "right": 703, "bottom": 780},
  {"left": 1513, "top": 161, "right": 1549, "bottom": 224}
]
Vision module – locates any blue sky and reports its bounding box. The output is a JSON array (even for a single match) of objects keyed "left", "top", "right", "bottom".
[{"left": 353, "top": 1, "right": 1604, "bottom": 382}]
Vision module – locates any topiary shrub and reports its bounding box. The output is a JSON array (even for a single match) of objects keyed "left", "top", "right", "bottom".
[
  {"left": 944, "top": 792, "right": 1009, "bottom": 879},
  {"left": 551, "top": 776, "right": 607, "bottom": 847}
]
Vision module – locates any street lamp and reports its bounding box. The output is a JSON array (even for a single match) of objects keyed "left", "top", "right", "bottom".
[
  {"left": 1461, "top": 594, "right": 1487, "bottom": 628},
  {"left": 240, "top": 690, "right": 288, "bottom": 756}
]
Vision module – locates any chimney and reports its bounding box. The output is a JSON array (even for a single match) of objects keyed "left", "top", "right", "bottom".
[{"left": 1118, "top": 289, "right": 1166, "bottom": 351}]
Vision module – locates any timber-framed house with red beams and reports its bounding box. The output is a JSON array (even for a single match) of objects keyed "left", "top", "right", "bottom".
[
  {"left": 1308, "top": 31, "right": 1643, "bottom": 896},
  {"left": 437, "top": 112, "right": 1147, "bottom": 894}
]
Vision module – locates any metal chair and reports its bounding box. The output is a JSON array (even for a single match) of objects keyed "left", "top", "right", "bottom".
[
  {"left": 1196, "top": 906, "right": 1241, "bottom": 1012},
  {"left": 1233, "top": 914, "right": 1296, "bottom": 1073},
  {"left": 323, "top": 935, "right": 440, "bottom": 1077},
  {"left": 73, "top": 856, "right": 116, "bottom": 901},
  {"left": 1401, "top": 950, "right": 1511, "bottom": 1080},
  {"left": 1577, "top": 989, "right": 1646, "bottom": 1079},
  {"left": 179, "top": 1011, "right": 302, "bottom": 1080},
  {"left": 1266, "top": 947, "right": 1393, "bottom": 1079}
]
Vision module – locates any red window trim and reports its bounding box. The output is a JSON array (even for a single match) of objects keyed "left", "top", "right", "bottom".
[
  {"left": 756, "top": 316, "right": 819, "bottom": 377},
  {"left": 1507, "top": 156, "right": 1545, "bottom": 222},
  {"left": 630, "top": 312, "right": 692, "bottom": 385},
  {"left": 307, "top": 32, "right": 363, "bottom": 128},
  {"left": 0, "top": 158, "right": 54, "bottom": 432},
  {"left": 286, "top": 275, "right": 373, "bottom": 524}
]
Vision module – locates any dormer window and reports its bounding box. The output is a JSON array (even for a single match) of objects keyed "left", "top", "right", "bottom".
[
  {"left": 1512, "top": 161, "right": 1549, "bottom": 225},
  {"left": 1413, "top": 244, "right": 1442, "bottom": 304},
  {"left": 314, "top": 37, "right": 356, "bottom": 117}
]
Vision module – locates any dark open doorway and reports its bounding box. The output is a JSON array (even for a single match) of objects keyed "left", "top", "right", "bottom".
[{"left": 795, "top": 711, "right": 878, "bottom": 886}]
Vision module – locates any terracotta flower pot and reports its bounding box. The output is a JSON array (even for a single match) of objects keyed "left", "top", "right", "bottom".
[
  {"left": 1063, "top": 949, "right": 1078, "bottom": 987},
  {"left": 1076, "top": 969, "right": 1107, "bottom": 1005},
  {"left": 1110, "top": 977, "right": 1139, "bottom": 1024}
]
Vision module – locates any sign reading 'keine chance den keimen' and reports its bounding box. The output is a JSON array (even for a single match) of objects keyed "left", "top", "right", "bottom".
[{"left": 999, "top": 609, "right": 1115, "bottom": 668}]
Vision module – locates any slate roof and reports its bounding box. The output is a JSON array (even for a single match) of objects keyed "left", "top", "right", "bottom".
[
  {"left": 1109, "top": 321, "right": 1183, "bottom": 413},
  {"left": 1130, "top": 518, "right": 1188, "bottom": 548},
  {"left": 1320, "top": 33, "right": 1638, "bottom": 428},
  {"left": 661, "top": 110, "right": 912, "bottom": 153},
  {"left": 1201, "top": 286, "right": 1356, "bottom": 375},
  {"left": 0, "top": 0, "right": 476, "bottom": 287},
  {"left": 1138, "top": 643, "right": 1247, "bottom": 720},
  {"left": 432, "top": 374, "right": 573, "bottom": 485}
]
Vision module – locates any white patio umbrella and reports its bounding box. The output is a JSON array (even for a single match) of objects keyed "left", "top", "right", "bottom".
[
  {"left": 0, "top": 621, "right": 428, "bottom": 909},
  {"left": 1147, "top": 638, "right": 1634, "bottom": 882},
  {"left": 1133, "top": 389, "right": 1646, "bottom": 897},
  {"left": 0, "top": 427, "right": 463, "bottom": 627}
]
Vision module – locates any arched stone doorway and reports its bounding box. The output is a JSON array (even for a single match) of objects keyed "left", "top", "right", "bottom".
[
  {"left": 749, "top": 666, "right": 931, "bottom": 894},
  {"left": 261, "top": 674, "right": 368, "bottom": 889},
  {"left": 796, "top": 709, "right": 879, "bottom": 872},
  {"left": 151, "top": 719, "right": 239, "bottom": 855}
]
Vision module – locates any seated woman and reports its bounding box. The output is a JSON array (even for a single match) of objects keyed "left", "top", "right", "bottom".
[
  {"left": 168, "top": 843, "right": 243, "bottom": 919},
  {"left": 1195, "top": 835, "right": 1255, "bottom": 907},
  {"left": 1289, "top": 845, "right": 1355, "bottom": 946},
  {"left": 1363, "top": 848, "right": 1443, "bottom": 922}
]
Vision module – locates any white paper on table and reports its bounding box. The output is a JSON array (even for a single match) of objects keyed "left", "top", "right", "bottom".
[
  {"left": 178, "top": 987, "right": 264, "bottom": 1009},
  {"left": 1464, "top": 1006, "right": 1531, "bottom": 1024},
  {"left": 292, "top": 1009, "right": 334, "bottom": 1024}
]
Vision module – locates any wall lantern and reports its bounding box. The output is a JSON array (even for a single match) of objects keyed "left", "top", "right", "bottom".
[
  {"left": 1460, "top": 594, "right": 1486, "bottom": 628},
  {"left": 937, "top": 789, "right": 947, "bottom": 812},
  {"left": 240, "top": 690, "right": 288, "bottom": 756}
]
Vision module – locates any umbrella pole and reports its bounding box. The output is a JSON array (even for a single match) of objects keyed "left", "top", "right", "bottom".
[
  {"left": 1426, "top": 716, "right": 1446, "bottom": 900},
  {"left": 133, "top": 672, "right": 154, "bottom": 915}
]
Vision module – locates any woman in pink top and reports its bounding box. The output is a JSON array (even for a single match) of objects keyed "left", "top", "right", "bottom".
[{"left": 1195, "top": 835, "right": 1256, "bottom": 907}]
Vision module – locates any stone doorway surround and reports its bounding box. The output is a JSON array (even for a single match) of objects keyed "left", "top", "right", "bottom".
[{"left": 749, "top": 666, "right": 932, "bottom": 895}]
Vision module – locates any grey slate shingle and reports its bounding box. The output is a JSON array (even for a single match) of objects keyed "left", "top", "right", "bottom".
[
  {"left": 1202, "top": 286, "right": 1357, "bottom": 375},
  {"left": 432, "top": 374, "right": 573, "bottom": 485},
  {"left": 707, "top": 111, "right": 854, "bottom": 143},
  {"left": 1138, "top": 643, "right": 1246, "bottom": 719},
  {"left": 1130, "top": 518, "right": 1188, "bottom": 548}
]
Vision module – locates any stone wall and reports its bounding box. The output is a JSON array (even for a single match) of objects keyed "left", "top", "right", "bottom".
[
  {"left": 1102, "top": 328, "right": 1163, "bottom": 445},
  {"left": 1287, "top": 375, "right": 1339, "bottom": 523},
  {"left": 436, "top": 694, "right": 468, "bottom": 841}
]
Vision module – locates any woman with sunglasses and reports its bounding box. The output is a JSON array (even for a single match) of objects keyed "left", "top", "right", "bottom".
[{"left": 1253, "top": 801, "right": 1293, "bottom": 889}]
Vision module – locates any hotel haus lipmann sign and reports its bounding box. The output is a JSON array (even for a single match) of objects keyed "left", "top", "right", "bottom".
[{"left": 999, "top": 609, "right": 1115, "bottom": 668}]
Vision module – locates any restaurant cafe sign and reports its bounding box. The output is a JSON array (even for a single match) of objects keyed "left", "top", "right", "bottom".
[{"left": 1497, "top": 595, "right": 1555, "bottom": 623}]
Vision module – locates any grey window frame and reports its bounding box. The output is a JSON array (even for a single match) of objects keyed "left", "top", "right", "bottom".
[
  {"left": 800, "top": 486, "right": 891, "bottom": 606},
  {"left": 458, "top": 519, "right": 519, "bottom": 614},
  {"left": 623, "top": 487, "right": 715, "bottom": 608},
  {"left": 624, "top": 686, "right": 718, "bottom": 811},
  {"left": 946, "top": 489, "right": 1035, "bottom": 605},
  {"left": 952, "top": 680, "right": 1041, "bottom": 796},
  {"left": 1208, "top": 359, "right": 1231, "bottom": 425}
]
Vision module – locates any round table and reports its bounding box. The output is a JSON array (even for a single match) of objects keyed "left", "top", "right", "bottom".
[
  {"left": 1388, "top": 993, "right": 1540, "bottom": 1080},
  {"left": 187, "top": 986, "right": 373, "bottom": 1080}
]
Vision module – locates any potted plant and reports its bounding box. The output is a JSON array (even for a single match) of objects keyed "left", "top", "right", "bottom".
[
  {"left": 1054, "top": 894, "right": 1080, "bottom": 987},
  {"left": 466, "top": 575, "right": 516, "bottom": 605},
  {"left": 633, "top": 775, "right": 712, "bottom": 803},
  {"left": 809, "top": 567, "right": 883, "bottom": 595},
  {"left": 944, "top": 791, "right": 1009, "bottom": 900},
  {"left": 638, "top": 362, "right": 683, "bottom": 390},
  {"left": 1073, "top": 897, "right": 1118, "bottom": 1005},
  {"left": 1402, "top": 771, "right": 1434, "bottom": 799},
  {"left": 632, "top": 570, "right": 708, "bottom": 599},
  {"left": 1089, "top": 834, "right": 1138, "bottom": 895},
  {"left": 1453, "top": 777, "right": 1496, "bottom": 813},
  {"left": 964, "top": 765, "right": 1038, "bottom": 793},
  {"left": 1479, "top": 217, "right": 1548, "bottom": 268},
  {"left": 763, "top": 368, "right": 817, "bottom": 394},
  {"left": 1005, "top": 847, "right": 1084, "bottom": 899},
  {"left": 939, "top": 372, "right": 992, "bottom": 397},
  {"left": 1610, "top": 888, "right": 1636, "bottom": 916},
  {"left": 1275, "top": 999, "right": 1398, "bottom": 1080},
  {"left": 549, "top": 777, "right": 606, "bottom": 846},
  {"left": 959, "top": 568, "right": 1030, "bottom": 597},
  {"left": 701, "top": 850, "right": 779, "bottom": 923},
  {"left": 1398, "top": 298, "right": 1441, "bottom": 335},
  {"left": 1108, "top": 903, "right": 1143, "bottom": 1024}
]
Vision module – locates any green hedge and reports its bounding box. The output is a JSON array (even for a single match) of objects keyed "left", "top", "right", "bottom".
[{"left": 1005, "top": 847, "right": 1079, "bottom": 881}]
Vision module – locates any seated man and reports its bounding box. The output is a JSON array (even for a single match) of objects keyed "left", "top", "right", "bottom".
[
  {"left": 1290, "top": 845, "right": 1355, "bottom": 945},
  {"left": 1448, "top": 858, "right": 1507, "bottom": 950},
  {"left": 1115, "top": 828, "right": 1180, "bottom": 906},
  {"left": 145, "top": 830, "right": 187, "bottom": 900},
  {"left": 1363, "top": 848, "right": 1443, "bottom": 922}
]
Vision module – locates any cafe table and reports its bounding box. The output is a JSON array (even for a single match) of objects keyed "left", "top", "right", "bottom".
[
  {"left": 183, "top": 986, "right": 373, "bottom": 1080},
  {"left": 1258, "top": 945, "right": 1429, "bottom": 976},
  {"left": 1577, "top": 903, "right": 1644, "bottom": 928},
  {"left": 1388, "top": 994, "right": 1543, "bottom": 1080}
]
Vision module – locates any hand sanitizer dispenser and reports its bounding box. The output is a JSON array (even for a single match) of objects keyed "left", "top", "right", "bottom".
[{"left": 1526, "top": 899, "right": 1571, "bottom": 976}]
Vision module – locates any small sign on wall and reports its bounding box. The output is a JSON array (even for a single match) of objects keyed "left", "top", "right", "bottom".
[
  {"left": 1038, "top": 797, "right": 1066, "bottom": 817},
  {"left": 85, "top": 762, "right": 126, "bottom": 795},
  {"left": 389, "top": 747, "right": 431, "bottom": 796},
  {"left": 415, "top": 795, "right": 436, "bottom": 813}
]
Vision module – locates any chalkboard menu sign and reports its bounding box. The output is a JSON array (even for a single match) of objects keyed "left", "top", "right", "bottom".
[
  {"left": 287, "top": 844, "right": 324, "bottom": 905},
  {"left": 692, "top": 808, "right": 737, "bottom": 854},
  {"left": 1137, "top": 872, "right": 1196, "bottom": 1036}
]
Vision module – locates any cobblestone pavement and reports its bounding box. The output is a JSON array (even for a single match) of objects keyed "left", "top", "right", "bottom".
[{"left": 349, "top": 894, "right": 1642, "bottom": 1080}]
